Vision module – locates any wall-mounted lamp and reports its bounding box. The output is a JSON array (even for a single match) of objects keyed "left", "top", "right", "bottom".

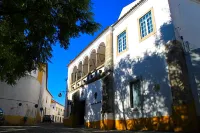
[
  {"left": 58, "top": 93, "right": 62, "bottom": 97},
  {"left": 58, "top": 91, "right": 67, "bottom": 97}
]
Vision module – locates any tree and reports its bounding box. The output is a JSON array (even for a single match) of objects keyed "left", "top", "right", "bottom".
[{"left": 0, "top": 0, "right": 100, "bottom": 84}]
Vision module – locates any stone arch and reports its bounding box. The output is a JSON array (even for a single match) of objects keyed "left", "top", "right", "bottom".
[
  {"left": 97, "top": 42, "right": 105, "bottom": 67},
  {"left": 89, "top": 49, "right": 97, "bottom": 72},
  {"left": 83, "top": 56, "right": 89, "bottom": 76},
  {"left": 77, "top": 61, "right": 82, "bottom": 80},
  {"left": 71, "top": 66, "right": 77, "bottom": 83}
]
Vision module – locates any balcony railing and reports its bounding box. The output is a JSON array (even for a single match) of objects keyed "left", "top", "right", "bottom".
[{"left": 69, "top": 64, "right": 105, "bottom": 91}]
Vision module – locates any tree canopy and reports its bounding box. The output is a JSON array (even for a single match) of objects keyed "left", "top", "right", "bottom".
[{"left": 0, "top": 0, "right": 100, "bottom": 84}]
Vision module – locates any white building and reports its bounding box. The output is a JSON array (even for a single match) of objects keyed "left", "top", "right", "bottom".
[
  {"left": 0, "top": 64, "right": 52, "bottom": 125},
  {"left": 50, "top": 100, "right": 65, "bottom": 123},
  {"left": 64, "top": 0, "right": 200, "bottom": 132},
  {"left": 41, "top": 89, "right": 53, "bottom": 116}
]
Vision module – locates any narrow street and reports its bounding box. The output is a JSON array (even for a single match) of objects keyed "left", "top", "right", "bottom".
[{"left": 0, "top": 123, "right": 173, "bottom": 133}]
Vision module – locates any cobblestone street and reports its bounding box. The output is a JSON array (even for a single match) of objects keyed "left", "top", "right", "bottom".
[{"left": 0, "top": 123, "right": 174, "bottom": 133}]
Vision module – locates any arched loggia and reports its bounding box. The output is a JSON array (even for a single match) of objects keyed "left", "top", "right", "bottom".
[
  {"left": 89, "top": 49, "right": 96, "bottom": 72},
  {"left": 83, "top": 56, "right": 89, "bottom": 77},
  {"left": 97, "top": 42, "right": 105, "bottom": 67},
  {"left": 71, "top": 66, "right": 77, "bottom": 83},
  {"left": 77, "top": 62, "right": 82, "bottom": 80}
]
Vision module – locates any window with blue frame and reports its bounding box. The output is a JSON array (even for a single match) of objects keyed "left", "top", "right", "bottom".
[
  {"left": 117, "top": 31, "right": 126, "bottom": 53},
  {"left": 130, "top": 80, "right": 141, "bottom": 109},
  {"left": 139, "top": 11, "right": 154, "bottom": 38}
]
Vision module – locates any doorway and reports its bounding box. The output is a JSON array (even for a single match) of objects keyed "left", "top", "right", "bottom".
[
  {"left": 72, "top": 91, "right": 86, "bottom": 126},
  {"left": 73, "top": 99, "right": 85, "bottom": 126},
  {"left": 79, "top": 100, "right": 85, "bottom": 125}
]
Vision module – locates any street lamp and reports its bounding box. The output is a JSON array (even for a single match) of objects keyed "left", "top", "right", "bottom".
[{"left": 58, "top": 91, "right": 67, "bottom": 97}]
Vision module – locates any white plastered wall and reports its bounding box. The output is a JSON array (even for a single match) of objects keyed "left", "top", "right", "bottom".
[
  {"left": 113, "top": 0, "right": 174, "bottom": 120},
  {"left": 0, "top": 75, "right": 40, "bottom": 118},
  {"left": 42, "top": 89, "right": 52, "bottom": 115},
  {"left": 65, "top": 28, "right": 111, "bottom": 121},
  {"left": 67, "top": 79, "right": 102, "bottom": 122},
  {"left": 84, "top": 80, "right": 102, "bottom": 123}
]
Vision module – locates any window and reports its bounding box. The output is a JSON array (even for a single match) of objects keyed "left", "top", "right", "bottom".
[
  {"left": 130, "top": 80, "right": 141, "bottom": 109},
  {"left": 139, "top": 10, "right": 154, "bottom": 39},
  {"left": 117, "top": 31, "right": 127, "bottom": 53}
]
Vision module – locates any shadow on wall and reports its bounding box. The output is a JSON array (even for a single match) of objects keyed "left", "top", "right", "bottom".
[
  {"left": 113, "top": 22, "right": 176, "bottom": 131},
  {"left": 155, "top": 21, "right": 175, "bottom": 46},
  {"left": 83, "top": 22, "right": 176, "bottom": 130},
  {"left": 188, "top": 48, "right": 200, "bottom": 106},
  {"left": 67, "top": 22, "right": 200, "bottom": 131},
  {"left": 114, "top": 53, "right": 171, "bottom": 130},
  {"left": 85, "top": 81, "right": 102, "bottom": 128}
]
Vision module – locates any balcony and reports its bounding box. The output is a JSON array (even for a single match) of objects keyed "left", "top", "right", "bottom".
[
  {"left": 70, "top": 64, "right": 105, "bottom": 91},
  {"left": 69, "top": 42, "right": 106, "bottom": 91}
]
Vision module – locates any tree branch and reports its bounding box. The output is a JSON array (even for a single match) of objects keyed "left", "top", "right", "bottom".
[
  {"left": 0, "top": 1, "right": 65, "bottom": 16},
  {"left": 0, "top": 0, "right": 41, "bottom": 16}
]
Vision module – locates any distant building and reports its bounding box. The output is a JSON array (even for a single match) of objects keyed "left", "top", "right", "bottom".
[
  {"left": 64, "top": 0, "right": 200, "bottom": 132},
  {"left": 41, "top": 89, "right": 53, "bottom": 117},
  {"left": 50, "top": 100, "right": 64, "bottom": 123},
  {"left": 0, "top": 64, "right": 52, "bottom": 125}
]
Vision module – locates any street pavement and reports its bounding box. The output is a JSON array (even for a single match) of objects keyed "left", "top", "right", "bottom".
[{"left": 0, "top": 123, "right": 174, "bottom": 133}]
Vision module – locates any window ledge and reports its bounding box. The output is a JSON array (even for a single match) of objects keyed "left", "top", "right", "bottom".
[
  {"left": 117, "top": 48, "right": 128, "bottom": 56},
  {"left": 139, "top": 31, "right": 157, "bottom": 43}
]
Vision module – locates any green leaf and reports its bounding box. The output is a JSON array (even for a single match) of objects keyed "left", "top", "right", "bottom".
[{"left": 0, "top": 0, "right": 100, "bottom": 85}]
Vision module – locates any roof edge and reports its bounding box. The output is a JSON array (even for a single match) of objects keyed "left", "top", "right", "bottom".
[
  {"left": 113, "top": 0, "right": 145, "bottom": 27},
  {"left": 46, "top": 88, "right": 53, "bottom": 98},
  {"left": 67, "top": 26, "right": 110, "bottom": 67},
  {"left": 51, "top": 99, "right": 65, "bottom": 107},
  {"left": 67, "top": 0, "right": 145, "bottom": 67}
]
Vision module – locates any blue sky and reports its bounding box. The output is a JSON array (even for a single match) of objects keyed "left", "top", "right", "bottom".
[{"left": 47, "top": 0, "right": 134, "bottom": 105}]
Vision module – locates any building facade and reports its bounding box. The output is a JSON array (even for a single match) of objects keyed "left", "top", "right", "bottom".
[
  {"left": 0, "top": 64, "right": 52, "bottom": 125},
  {"left": 50, "top": 100, "right": 65, "bottom": 123},
  {"left": 64, "top": 0, "right": 200, "bottom": 132},
  {"left": 41, "top": 89, "right": 53, "bottom": 116}
]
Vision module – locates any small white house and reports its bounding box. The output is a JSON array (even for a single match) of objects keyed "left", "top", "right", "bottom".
[
  {"left": 64, "top": 0, "right": 200, "bottom": 132},
  {"left": 50, "top": 100, "right": 65, "bottom": 123}
]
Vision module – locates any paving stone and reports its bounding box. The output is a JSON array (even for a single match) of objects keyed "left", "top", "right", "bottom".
[{"left": 0, "top": 123, "right": 175, "bottom": 133}]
